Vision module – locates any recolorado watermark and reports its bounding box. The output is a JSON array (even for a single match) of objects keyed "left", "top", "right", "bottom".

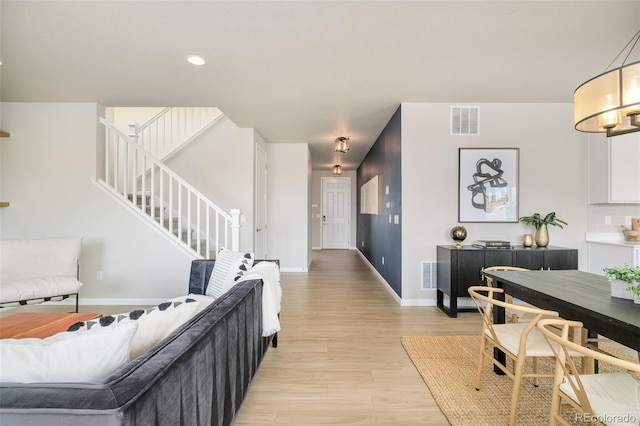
[{"left": 575, "top": 413, "right": 638, "bottom": 424}]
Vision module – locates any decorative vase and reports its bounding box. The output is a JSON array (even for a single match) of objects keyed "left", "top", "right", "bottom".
[
  {"left": 522, "top": 234, "right": 533, "bottom": 247},
  {"left": 610, "top": 279, "right": 634, "bottom": 300},
  {"left": 535, "top": 224, "right": 549, "bottom": 247}
]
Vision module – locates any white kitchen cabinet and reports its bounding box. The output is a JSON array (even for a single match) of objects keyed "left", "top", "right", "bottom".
[
  {"left": 588, "top": 241, "right": 640, "bottom": 275},
  {"left": 589, "top": 132, "right": 640, "bottom": 203}
]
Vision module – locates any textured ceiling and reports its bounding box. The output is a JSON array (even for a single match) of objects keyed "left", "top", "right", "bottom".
[{"left": 1, "top": 1, "right": 639, "bottom": 170}]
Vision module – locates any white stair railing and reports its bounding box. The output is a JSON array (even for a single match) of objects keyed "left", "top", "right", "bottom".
[
  {"left": 128, "top": 107, "right": 223, "bottom": 161},
  {"left": 99, "top": 117, "right": 239, "bottom": 258}
]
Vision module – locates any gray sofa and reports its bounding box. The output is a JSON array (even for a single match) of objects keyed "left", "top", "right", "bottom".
[{"left": 0, "top": 259, "right": 278, "bottom": 426}]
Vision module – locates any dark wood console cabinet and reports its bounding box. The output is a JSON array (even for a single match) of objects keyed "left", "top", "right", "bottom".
[{"left": 436, "top": 245, "right": 578, "bottom": 318}]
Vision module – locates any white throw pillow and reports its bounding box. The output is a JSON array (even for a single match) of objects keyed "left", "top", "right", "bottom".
[
  {"left": 67, "top": 299, "right": 201, "bottom": 359},
  {"left": 129, "top": 300, "right": 200, "bottom": 359},
  {"left": 206, "top": 249, "right": 255, "bottom": 298},
  {"left": 167, "top": 294, "right": 215, "bottom": 315},
  {"left": 0, "top": 321, "right": 138, "bottom": 383}
]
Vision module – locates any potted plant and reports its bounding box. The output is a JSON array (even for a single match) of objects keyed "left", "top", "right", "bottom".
[
  {"left": 518, "top": 212, "right": 568, "bottom": 247},
  {"left": 603, "top": 264, "right": 640, "bottom": 301}
]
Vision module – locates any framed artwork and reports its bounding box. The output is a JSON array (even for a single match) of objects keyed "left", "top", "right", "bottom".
[
  {"left": 458, "top": 148, "right": 519, "bottom": 223},
  {"left": 360, "top": 175, "right": 379, "bottom": 215}
]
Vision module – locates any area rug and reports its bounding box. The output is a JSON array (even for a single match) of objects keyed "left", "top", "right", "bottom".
[{"left": 401, "top": 335, "right": 564, "bottom": 426}]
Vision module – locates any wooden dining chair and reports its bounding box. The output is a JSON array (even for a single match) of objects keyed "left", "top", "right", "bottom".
[
  {"left": 537, "top": 318, "right": 640, "bottom": 426},
  {"left": 482, "top": 266, "right": 530, "bottom": 323},
  {"left": 468, "top": 285, "right": 585, "bottom": 426}
]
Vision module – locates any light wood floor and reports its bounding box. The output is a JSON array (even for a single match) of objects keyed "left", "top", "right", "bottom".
[
  {"left": 0, "top": 249, "right": 482, "bottom": 424},
  {"left": 235, "top": 249, "right": 481, "bottom": 425}
]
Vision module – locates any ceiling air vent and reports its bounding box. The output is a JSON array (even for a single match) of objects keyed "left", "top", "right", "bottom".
[
  {"left": 421, "top": 261, "right": 437, "bottom": 290},
  {"left": 451, "top": 106, "right": 479, "bottom": 135}
]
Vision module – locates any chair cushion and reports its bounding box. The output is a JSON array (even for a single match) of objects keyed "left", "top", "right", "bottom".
[
  {"left": 560, "top": 371, "right": 640, "bottom": 426},
  {"left": 488, "top": 323, "right": 584, "bottom": 358},
  {"left": 0, "top": 276, "right": 82, "bottom": 304}
]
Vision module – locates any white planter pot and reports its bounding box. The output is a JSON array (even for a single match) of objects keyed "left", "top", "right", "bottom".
[
  {"left": 635, "top": 293, "right": 640, "bottom": 305},
  {"left": 610, "top": 279, "right": 634, "bottom": 300}
]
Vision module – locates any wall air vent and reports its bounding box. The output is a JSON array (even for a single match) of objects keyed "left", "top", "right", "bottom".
[
  {"left": 451, "top": 106, "right": 479, "bottom": 135},
  {"left": 421, "top": 260, "right": 437, "bottom": 290}
]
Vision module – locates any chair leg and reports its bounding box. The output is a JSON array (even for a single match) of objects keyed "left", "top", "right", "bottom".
[
  {"left": 475, "top": 336, "right": 487, "bottom": 390},
  {"left": 532, "top": 357, "right": 539, "bottom": 387},
  {"left": 509, "top": 355, "right": 527, "bottom": 426}
]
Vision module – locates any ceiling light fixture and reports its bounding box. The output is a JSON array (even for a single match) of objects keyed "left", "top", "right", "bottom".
[
  {"left": 334, "top": 136, "right": 350, "bottom": 153},
  {"left": 333, "top": 165, "right": 342, "bottom": 175},
  {"left": 574, "top": 29, "right": 640, "bottom": 137},
  {"left": 186, "top": 55, "right": 206, "bottom": 66}
]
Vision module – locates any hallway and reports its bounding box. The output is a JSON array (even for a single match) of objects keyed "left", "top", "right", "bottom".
[{"left": 236, "top": 249, "right": 481, "bottom": 425}]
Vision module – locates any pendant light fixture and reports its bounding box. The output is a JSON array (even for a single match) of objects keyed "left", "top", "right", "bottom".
[
  {"left": 334, "top": 136, "right": 350, "bottom": 153},
  {"left": 332, "top": 164, "right": 342, "bottom": 175},
  {"left": 574, "top": 29, "right": 640, "bottom": 137}
]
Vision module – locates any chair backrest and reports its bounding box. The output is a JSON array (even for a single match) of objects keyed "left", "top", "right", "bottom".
[
  {"left": 482, "top": 266, "right": 529, "bottom": 287},
  {"left": 537, "top": 318, "right": 640, "bottom": 416},
  {"left": 468, "top": 286, "right": 559, "bottom": 354}
]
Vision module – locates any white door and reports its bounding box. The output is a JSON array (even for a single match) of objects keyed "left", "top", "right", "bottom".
[
  {"left": 322, "top": 177, "right": 350, "bottom": 249},
  {"left": 255, "top": 145, "right": 268, "bottom": 258}
]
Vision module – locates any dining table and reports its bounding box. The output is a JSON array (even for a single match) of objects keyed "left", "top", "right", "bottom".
[{"left": 481, "top": 269, "right": 640, "bottom": 370}]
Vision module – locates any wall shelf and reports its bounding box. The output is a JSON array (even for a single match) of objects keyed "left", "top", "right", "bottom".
[
  {"left": 0, "top": 202, "right": 10, "bottom": 208},
  {"left": 0, "top": 131, "right": 10, "bottom": 138}
]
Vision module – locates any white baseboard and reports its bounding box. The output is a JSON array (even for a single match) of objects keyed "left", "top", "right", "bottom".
[
  {"left": 280, "top": 267, "right": 308, "bottom": 272},
  {"left": 400, "top": 299, "right": 438, "bottom": 307}
]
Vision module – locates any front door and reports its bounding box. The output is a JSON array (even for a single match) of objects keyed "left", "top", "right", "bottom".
[{"left": 322, "top": 177, "right": 350, "bottom": 249}]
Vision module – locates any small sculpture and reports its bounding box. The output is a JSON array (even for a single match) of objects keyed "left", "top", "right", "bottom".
[{"left": 450, "top": 226, "right": 467, "bottom": 248}]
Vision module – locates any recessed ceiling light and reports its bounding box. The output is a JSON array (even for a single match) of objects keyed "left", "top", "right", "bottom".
[{"left": 186, "top": 55, "right": 205, "bottom": 66}]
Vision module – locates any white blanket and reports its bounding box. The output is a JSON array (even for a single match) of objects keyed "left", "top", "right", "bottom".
[{"left": 237, "top": 261, "right": 282, "bottom": 337}]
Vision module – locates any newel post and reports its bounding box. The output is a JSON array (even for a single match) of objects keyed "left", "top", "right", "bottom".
[
  {"left": 127, "top": 123, "right": 139, "bottom": 138},
  {"left": 230, "top": 209, "right": 241, "bottom": 252}
]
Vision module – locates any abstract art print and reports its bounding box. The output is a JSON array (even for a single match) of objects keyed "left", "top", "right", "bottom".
[{"left": 458, "top": 148, "right": 519, "bottom": 223}]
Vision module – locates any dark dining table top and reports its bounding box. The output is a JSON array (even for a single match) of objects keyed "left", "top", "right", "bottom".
[{"left": 482, "top": 269, "right": 640, "bottom": 351}]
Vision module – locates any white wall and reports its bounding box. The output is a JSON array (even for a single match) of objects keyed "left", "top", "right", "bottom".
[
  {"left": 310, "top": 170, "right": 357, "bottom": 249},
  {"left": 165, "top": 120, "right": 257, "bottom": 251},
  {"left": 401, "top": 103, "right": 588, "bottom": 304},
  {"left": 0, "top": 102, "right": 195, "bottom": 304},
  {"left": 267, "top": 143, "right": 310, "bottom": 271}
]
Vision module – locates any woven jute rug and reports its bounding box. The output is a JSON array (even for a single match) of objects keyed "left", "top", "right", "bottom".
[{"left": 401, "top": 335, "right": 591, "bottom": 426}]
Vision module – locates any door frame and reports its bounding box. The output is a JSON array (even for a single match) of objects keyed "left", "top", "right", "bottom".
[{"left": 254, "top": 144, "right": 268, "bottom": 258}]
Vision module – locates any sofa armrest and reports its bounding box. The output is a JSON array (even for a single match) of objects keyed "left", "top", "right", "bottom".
[
  {"left": 188, "top": 260, "right": 215, "bottom": 295},
  {"left": 188, "top": 259, "right": 280, "bottom": 295}
]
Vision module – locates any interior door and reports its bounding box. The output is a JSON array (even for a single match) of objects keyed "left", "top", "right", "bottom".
[
  {"left": 255, "top": 145, "right": 268, "bottom": 258},
  {"left": 322, "top": 177, "right": 350, "bottom": 249}
]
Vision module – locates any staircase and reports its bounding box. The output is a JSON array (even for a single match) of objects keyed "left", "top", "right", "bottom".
[
  {"left": 128, "top": 107, "right": 223, "bottom": 161},
  {"left": 96, "top": 115, "right": 239, "bottom": 259}
]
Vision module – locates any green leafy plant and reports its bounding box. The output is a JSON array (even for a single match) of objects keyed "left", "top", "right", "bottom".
[
  {"left": 518, "top": 212, "right": 568, "bottom": 230},
  {"left": 602, "top": 264, "right": 640, "bottom": 284},
  {"left": 627, "top": 283, "right": 640, "bottom": 297}
]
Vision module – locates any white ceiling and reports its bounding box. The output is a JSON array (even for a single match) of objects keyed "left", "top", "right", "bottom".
[{"left": 1, "top": 1, "right": 639, "bottom": 170}]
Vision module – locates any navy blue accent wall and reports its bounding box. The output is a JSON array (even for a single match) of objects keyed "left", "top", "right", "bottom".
[{"left": 357, "top": 106, "right": 402, "bottom": 296}]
